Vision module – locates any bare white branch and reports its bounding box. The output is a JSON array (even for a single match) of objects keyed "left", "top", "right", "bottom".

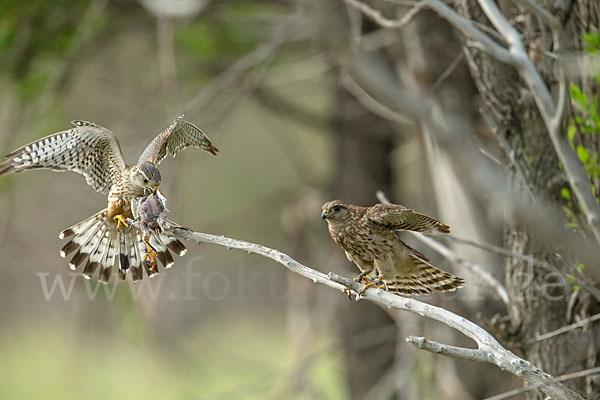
[
  {"left": 327, "top": 273, "right": 584, "bottom": 400},
  {"left": 166, "top": 228, "right": 348, "bottom": 293},
  {"left": 164, "top": 227, "right": 583, "bottom": 400},
  {"left": 407, "top": 336, "right": 488, "bottom": 362}
]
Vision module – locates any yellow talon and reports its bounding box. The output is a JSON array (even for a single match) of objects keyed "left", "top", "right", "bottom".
[
  {"left": 360, "top": 281, "right": 378, "bottom": 295},
  {"left": 114, "top": 214, "right": 129, "bottom": 230},
  {"left": 354, "top": 275, "right": 370, "bottom": 284},
  {"left": 345, "top": 288, "right": 354, "bottom": 300},
  {"left": 143, "top": 240, "right": 158, "bottom": 272}
]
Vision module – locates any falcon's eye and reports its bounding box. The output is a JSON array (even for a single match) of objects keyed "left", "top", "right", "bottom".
[
  {"left": 143, "top": 178, "right": 149, "bottom": 184},
  {"left": 333, "top": 205, "right": 341, "bottom": 212}
]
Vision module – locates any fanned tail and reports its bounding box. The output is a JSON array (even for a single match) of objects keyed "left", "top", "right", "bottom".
[
  {"left": 386, "top": 257, "right": 465, "bottom": 295},
  {"left": 59, "top": 210, "right": 187, "bottom": 282}
]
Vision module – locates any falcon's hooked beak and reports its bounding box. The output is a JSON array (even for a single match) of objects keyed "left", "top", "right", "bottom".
[
  {"left": 143, "top": 185, "right": 158, "bottom": 196},
  {"left": 321, "top": 212, "right": 329, "bottom": 220}
]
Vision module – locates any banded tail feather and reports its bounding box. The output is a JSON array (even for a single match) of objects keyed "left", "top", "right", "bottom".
[
  {"left": 386, "top": 257, "right": 465, "bottom": 295},
  {"left": 59, "top": 209, "right": 187, "bottom": 282}
]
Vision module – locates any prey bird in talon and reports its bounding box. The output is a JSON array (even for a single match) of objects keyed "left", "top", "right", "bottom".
[
  {"left": 0, "top": 115, "right": 217, "bottom": 282},
  {"left": 126, "top": 189, "right": 185, "bottom": 279},
  {"left": 321, "top": 200, "right": 464, "bottom": 295}
]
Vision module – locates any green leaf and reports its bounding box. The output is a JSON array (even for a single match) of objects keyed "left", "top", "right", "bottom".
[
  {"left": 577, "top": 145, "right": 590, "bottom": 164},
  {"left": 561, "top": 187, "right": 571, "bottom": 201},
  {"left": 583, "top": 32, "right": 600, "bottom": 53},
  {"left": 570, "top": 83, "right": 587, "bottom": 108},
  {"left": 567, "top": 125, "right": 576, "bottom": 148}
]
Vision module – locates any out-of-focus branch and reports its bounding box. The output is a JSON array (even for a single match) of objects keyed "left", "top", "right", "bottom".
[
  {"left": 163, "top": 227, "right": 583, "bottom": 399},
  {"left": 510, "top": 0, "right": 559, "bottom": 29},
  {"left": 429, "top": 229, "right": 600, "bottom": 302},
  {"left": 341, "top": 75, "right": 412, "bottom": 124},
  {"left": 156, "top": 16, "right": 181, "bottom": 115},
  {"left": 423, "top": 0, "right": 513, "bottom": 64},
  {"left": 184, "top": 11, "right": 299, "bottom": 117},
  {"left": 535, "top": 312, "right": 600, "bottom": 342},
  {"left": 341, "top": 0, "right": 426, "bottom": 29},
  {"left": 376, "top": 190, "right": 509, "bottom": 305},
  {"left": 254, "top": 88, "right": 329, "bottom": 129},
  {"left": 484, "top": 367, "right": 600, "bottom": 400},
  {"left": 413, "top": 232, "right": 510, "bottom": 304}
]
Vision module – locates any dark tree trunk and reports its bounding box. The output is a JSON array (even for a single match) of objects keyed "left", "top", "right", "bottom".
[{"left": 331, "top": 87, "right": 398, "bottom": 400}]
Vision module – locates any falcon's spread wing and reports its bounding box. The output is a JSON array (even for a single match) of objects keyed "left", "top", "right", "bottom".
[
  {"left": 137, "top": 115, "right": 218, "bottom": 167},
  {"left": 0, "top": 121, "right": 126, "bottom": 193},
  {"left": 366, "top": 203, "right": 450, "bottom": 233}
]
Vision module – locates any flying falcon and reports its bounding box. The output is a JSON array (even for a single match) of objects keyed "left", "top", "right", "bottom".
[
  {"left": 321, "top": 200, "right": 464, "bottom": 295},
  {"left": 0, "top": 115, "right": 218, "bottom": 282}
]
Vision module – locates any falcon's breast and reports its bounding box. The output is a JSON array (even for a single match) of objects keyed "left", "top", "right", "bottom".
[{"left": 331, "top": 217, "right": 395, "bottom": 262}]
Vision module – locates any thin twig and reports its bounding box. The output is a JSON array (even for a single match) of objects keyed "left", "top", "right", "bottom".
[
  {"left": 535, "top": 312, "right": 600, "bottom": 342},
  {"left": 163, "top": 227, "right": 583, "bottom": 400},
  {"left": 429, "top": 51, "right": 465, "bottom": 91},
  {"left": 481, "top": 112, "right": 537, "bottom": 202}
]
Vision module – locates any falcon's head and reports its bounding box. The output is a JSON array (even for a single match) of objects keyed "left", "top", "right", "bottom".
[
  {"left": 321, "top": 200, "right": 352, "bottom": 222},
  {"left": 131, "top": 161, "right": 162, "bottom": 192}
]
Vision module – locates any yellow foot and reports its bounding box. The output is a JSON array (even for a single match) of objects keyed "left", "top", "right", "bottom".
[
  {"left": 114, "top": 214, "right": 129, "bottom": 230},
  {"left": 354, "top": 274, "right": 371, "bottom": 284},
  {"left": 143, "top": 240, "right": 158, "bottom": 272},
  {"left": 359, "top": 281, "right": 379, "bottom": 295},
  {"left": 344, "top": 288, "right": 359, "bottom": 301}
]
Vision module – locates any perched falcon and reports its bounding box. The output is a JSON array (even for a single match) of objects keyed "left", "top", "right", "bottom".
[
  {"left": 321, "top": 200, "right": 464, "bottom": 295},
  {"left": 0, "top": 115, "right": 218, "bottom": 282}
]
